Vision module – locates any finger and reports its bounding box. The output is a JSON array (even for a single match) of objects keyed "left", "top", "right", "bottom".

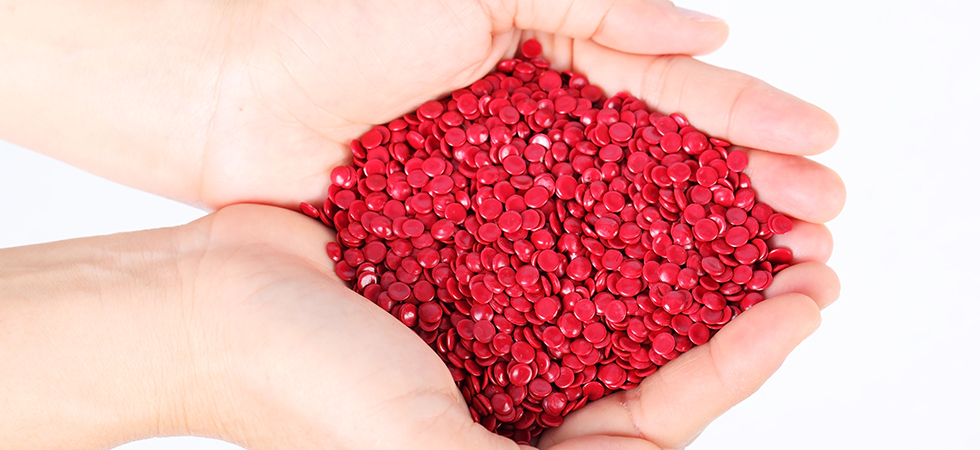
[
  {"left": 744, "top": 149, "right": 846, "bottom": 223},
  {"left": 546, "top": 434, "right": 661, "bottom": 450},
  {"left": 484, "top": 0, "right": 729, "bottom": 55},
  {"left": 766, "top": 262, "right": 841, "bottom": 310},
  {"left": 568, "top": 40, "right": 839, "bottom": 155},
  {"left": 206, "top": 203, "right": 336, "bottom": 264},
  {"left": 539, "top": 293, "right": 820, "bottom": 449},
  {"left": 767, "top": 219, "right": 834, "bottom": 264}
]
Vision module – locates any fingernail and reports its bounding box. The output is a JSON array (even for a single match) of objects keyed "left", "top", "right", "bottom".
[{"left": 676, "top": 6, "right": 724, "bottom": 22}]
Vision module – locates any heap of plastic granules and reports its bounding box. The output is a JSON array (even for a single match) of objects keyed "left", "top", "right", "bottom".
[{"left": 300, "top": 40, "right": 793, "bottom": 444}]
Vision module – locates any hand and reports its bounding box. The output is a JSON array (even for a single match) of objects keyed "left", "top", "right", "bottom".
[
  {"left": 0, "top": 201, "right": 839, "bottom": 449},
  {"left": 175, "top": 199, "right": 844, "bottom": 450},
  {"left": 533, "top": 36, "right": 845, "bottom": 450},
  {"left": 136, "top": 204, "right": 841, "bottom": 450},
  {"left": 154, "top": 204, "right": 697, "bottom": 450},
  {"left": 3, "top": 0, "right": 727, "bottom": 209},
  {"left": 194, "top": 0, "right": 736, "bottom": 210},
  {"left": 0, "top": 0, "right": 846, "bottom": 447},
  {"left": 0, "top": 0, "right": 843, "bottom": 256}
]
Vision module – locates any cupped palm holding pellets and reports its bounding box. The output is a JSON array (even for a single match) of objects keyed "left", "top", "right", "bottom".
[
  {"left": 314, "top": 40, "right": 806, "bottom": 443},
  {"left": 0, "top": 1, "right": 844, "bottom": 450}
]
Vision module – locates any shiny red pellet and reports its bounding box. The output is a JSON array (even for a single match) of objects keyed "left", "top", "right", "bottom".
[{"left": 303, "top": 40, "right": 794, "bottom": 445}]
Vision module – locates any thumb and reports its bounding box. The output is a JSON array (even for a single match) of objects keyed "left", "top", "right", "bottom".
[{"left": 484, "top": 0, "right": 729, "bottom": 55}]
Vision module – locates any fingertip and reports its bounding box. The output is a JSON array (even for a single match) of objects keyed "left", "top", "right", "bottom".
[
  {"left": 675, "top": 6, "right": 724, "bottom": 22},
  {"left": 594, "top": 0, "right": 730, "bottom": 56},
  {"left": 800, "top": 160, "right": 846, "bottom": 223},
  {"left": 744, "top": 150, "right": 847, "bottom": 224},
  {"left": 785, "top": 293, "right": 823, "bottom": 333},
  {"left": 685, "top": 19, "right": 730, "bottom": 56},
  {"left": 824, "top": 165, "right": 847, "bottom": 221},
  {"left": 501, "top": 0, "right": 729, "bottom": 56},
  {"left": 766, "top": 262, "right": 842, "bottom": 310},
  {"left": 674, "top": 7, "right": 730, "bottom": 55},
  {"left": 766, "top": 219, "right": 834, "bottom": 264},
  {"left": 783, "top": 96, "right": 840, "bottom": 155},
  {"left": 781, "top": 100, "right": 840, "bottom": 155},
  {"left": 712, "top": 293, "right": 822, "bottom": 383},
  {"left": 793, "top": 220, "right": 835, "bottom": 264},
  {"left": 725, "top": 78, "right": 840, "bottom": 157},
  {"left": 816, "top": 265, "right": 842, "bottom": 309},
  {"left": 745, "top": 293, "right": 822, "bottom": 341},
  {"left": 812, "top": 106, "right": 841, "bottom": 153}
]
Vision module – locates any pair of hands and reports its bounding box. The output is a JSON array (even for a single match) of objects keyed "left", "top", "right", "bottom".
[{"left": 0, "top": 0, "right": 844, "bottom": 449}]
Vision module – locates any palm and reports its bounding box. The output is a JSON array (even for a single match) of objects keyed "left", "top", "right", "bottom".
[
  {"left": 199, "top": 0, "right": 509, "bottom": 209},
  {"left": 186, "top": 205, "right": 509, "bottom": 449}
]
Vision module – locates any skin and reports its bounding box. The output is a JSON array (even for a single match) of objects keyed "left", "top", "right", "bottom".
[
  {"left": 0, "top": 205, "right": 837, "bottom": 450},
  {"left": 0, "top": 0, "right": 845, "bottom": 449}
]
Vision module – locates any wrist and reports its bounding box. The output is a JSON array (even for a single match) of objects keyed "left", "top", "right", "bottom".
[
  {"left": 0, "top": 1, "right": 231, "bottom": 207},
  {"left": 0, "top": 226, "right": 221, "bottom": 448}
]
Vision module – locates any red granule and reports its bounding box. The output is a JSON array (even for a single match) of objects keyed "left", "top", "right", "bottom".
[{"left": 300, "top": 40, "right": 793, "bottom": 444}]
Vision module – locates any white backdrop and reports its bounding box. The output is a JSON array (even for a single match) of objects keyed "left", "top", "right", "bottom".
[{"left": 2, "top": 0, "right": 977, "bottom": 448}]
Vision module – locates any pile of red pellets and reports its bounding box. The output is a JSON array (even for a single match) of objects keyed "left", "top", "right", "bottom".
[{"left": 300, "top": 40, "right": 794, "bottom": 444}]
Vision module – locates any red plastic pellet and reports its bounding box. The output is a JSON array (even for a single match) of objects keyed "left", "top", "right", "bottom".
[
  {"left": 520, "top": 39, "right": 543, "bottom": 59},
  {"left": 308, "top": 40, "right": 795, "bottom": 444}
]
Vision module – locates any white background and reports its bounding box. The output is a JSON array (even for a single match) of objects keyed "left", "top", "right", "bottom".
[{"left": 2, "top": 0, "right": 977, "bottom": 448}]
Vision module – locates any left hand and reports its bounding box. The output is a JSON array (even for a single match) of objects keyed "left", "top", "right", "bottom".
[
  {"left": 193, "top": 0, "right": 737, "bottom": 210},
  {"left": 3, "top": 0, "right": 735, "bottom": 209}
]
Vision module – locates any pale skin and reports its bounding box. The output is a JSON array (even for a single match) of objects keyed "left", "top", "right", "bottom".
[{"left": 0, "top": 0, "right": 845, "bottom": 449}]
